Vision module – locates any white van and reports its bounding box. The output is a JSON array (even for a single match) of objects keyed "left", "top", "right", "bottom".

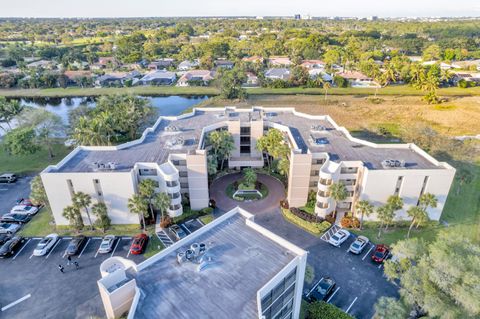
[{"left": 0, "top": 173, "right": 17, "bottom": 183}]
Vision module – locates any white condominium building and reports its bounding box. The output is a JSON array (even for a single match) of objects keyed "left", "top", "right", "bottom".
[{"left": 41, "top": 107, "right": 455, "bottom": 225}]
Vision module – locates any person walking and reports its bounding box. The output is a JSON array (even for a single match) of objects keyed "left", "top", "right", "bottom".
[
  {"left": 58, "top": 264, "right": 65, "bottom": 273},
  {"left": 66, "top": 255, "right": 72, "bottom": 266},
  {"left": 74, "top": 261, "right": 79, "bottom": 270}
]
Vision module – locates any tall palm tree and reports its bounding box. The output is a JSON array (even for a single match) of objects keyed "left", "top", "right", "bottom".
[
  {"left": 376, "top": 205, "right": 394, "bottom": 239},
  {"left": 62, "top": 205, "right": 84, "bottom": 232},
  {"left": 406, "top": 206, "right": 429, "bottom": 238},
  {"left": 328, "top": 182, "right": 348, "bottom": 218},
  {"left": 418, "top": 193, "right": 437, "bottom": 212},
  {"left": 153, "top": 192, "right": 171, "bottom": 222},
  {"left": 138, "top": 179, "right": 157, "bottom": 219},
  {"left": 243, "top": 168, "right": 257, "bottom": 186},
  {"left": 92, "top": 202, "right": 110, "bottom": 233},
  {"left": 385, "top": 195, "right": 403, "bottom": 229},
  {"left": 128, "top": 194, "right": 149, "bottom": 230},
  {"left": 323, "top": 82, "right": 331, "bottom": 101},
  {"left": 355, "top": 200, "right": 374, "bottom": 230},
  {"left": 72, "top": 192, "right": 93, "bottom": 230}
]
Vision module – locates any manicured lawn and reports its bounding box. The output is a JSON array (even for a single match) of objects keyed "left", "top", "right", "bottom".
[
  {"left": 199, "top": 214, "right": 214, "bottom": 225},
  {"left": 351, "top": 225, "right": 441, "bottom": 246},
  {"left": 0, "top": 143, "right": 71, "bottom": 175},
  {"left": 144, "top": 227, "right": 165, "bottom": 258}
]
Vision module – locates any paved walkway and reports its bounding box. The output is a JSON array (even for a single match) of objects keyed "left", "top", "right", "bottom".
[{"left": 209, "top": 173, "right": 286, "bottom": 214}]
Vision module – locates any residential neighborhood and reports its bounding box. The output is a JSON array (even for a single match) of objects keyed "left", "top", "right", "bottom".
[{"left": 0, "top": 3, "right": 479, "bottom": 319}]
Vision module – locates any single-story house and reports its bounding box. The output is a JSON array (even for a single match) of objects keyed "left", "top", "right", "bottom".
[
  {"left": 95, "top": 70, "right": 141, "bottom": 87},
  {"left": 264, "top": 68, "right": 291, "bottom": 81},
  {"left": 148, "top": 58, "right": 175, "bottom": 70},
  {"left": 268, "top": 56, "right": 293, "bottom": 67},
  {"left": 452, "top": 72, "right": 480, "bottom": 85},
  {"left": 177, "top": 70, "right": 214, "bottom": 86},
  {"left": 138, "top": 70, "right": 176, "bottom": 85},
  {"left": 422, "top": 61, "right": 460, "bottom": 70},
  {"left": 214, "top": 59, "right": 234, "bottom": 69},
  {"left": 178, "top": 59, "right": 200, "bottom": 71},
  {"left": 337, "top": 71, "right": 378, "bottom": 87},
  {"left": 91, "top": 57, "right": 119, "bottom": 70},
  {"left": 243, "top": 72, "right": 259, "bottom": 87},
  {"left": 242, "top": 56, "right": 264, "bottom": 64},
  {"left": 308, "top": 69, "right": 333, "bottom": 82},
  {"left": 26, "top": 60, "right": 57, "bottom": 69},
  {"left": 301, "top": 60, "right": 325, "bottom": 69},
  {"left": 451, "top": 60, "right": 480, "bottom": 71}
]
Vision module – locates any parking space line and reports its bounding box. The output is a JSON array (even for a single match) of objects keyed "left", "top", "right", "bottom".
[
  {"left": 306, "top": 277, "right": 323, "bottom": 297},
  {"left": 345, "top": 297, "right": 358, "bottom": 314},
  {"left": 326, "top": 287, "right": 340, "bottom": 303},
  {"left": 45, "top": 238, "right": 62, "bottom": 259},
  {"left": 12, "top": 239, "right": 31, "bottom": 259},
  {"left": 378, "top": 263, "right": 383, "bottom": 269},
  {"left": 1, "top": 294, "right": 31, "bottom": 312},
  {"left": 110, "top": 238, "right": 121, "bottom": 257},
  {"left": 181, "top": 224, "right": 191, "bottom": 234},
  {"left": 126, "top": 247, "right": 131, "bottom": 258},
  {"left": 362, "top": 245, "right": 374, "bottom": 260},
  {"left": 77, "top": 238, "right": 90, "bottom": 258},
  {"left": 196, "top": 218, "right": 205, "bottom": 226}
]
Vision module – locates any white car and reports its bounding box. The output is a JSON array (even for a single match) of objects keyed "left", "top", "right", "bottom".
[
  {"left": 10, "top": 205, "right": 39, "bottom": 216},
  {"left": 0, "top": 223, "right": 21, "bottom": 234},
  {"left": 33, "top": 233, "right": 59, "bottom": 256},
  {"left": 328, "top": 229, "right": 351, "bottom": 247},
  {"left": 349, "top": 235, "right": 370, "bottom": 254},
  {"left": 98, "top": 235, "right": 116, "bottom": 254}
]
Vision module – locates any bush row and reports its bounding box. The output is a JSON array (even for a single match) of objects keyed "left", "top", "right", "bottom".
[{"left": 282, "top": 208, "right": 332, "bottom": 236}]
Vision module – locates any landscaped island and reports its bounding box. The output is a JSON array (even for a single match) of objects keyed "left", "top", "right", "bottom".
[{"left": 226, "top": 168, "right": 268, "bottom": 201}]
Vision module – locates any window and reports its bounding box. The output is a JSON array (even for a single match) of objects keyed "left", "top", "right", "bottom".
[
  {"left": 240, "top": 126, "right": 251, "bottom": 135},
  {"left": 341, "top": 167, "right": 358, "bottom": 174},
  {"left": 318, "top": 190, "right": 330, "bottom": 197},
  {"left": 240, "top": 136, "right": 250, "bottom": 144},
  {"left": 317, "top": 202, "right": 328, "bottom": 209},
  {"left": 180, "top": 182, "right": 188, "bottom": 188},
  {"left": 311, "top": 170, "right": 319, "bottom": 176},
  {"left": 93, "top": 179, "right": 103, "bottom": 199},
  {"left": 309, "top": 181, "right": 317, "bottom": 187},
  {"left": 340, "top": 179, "right": 356, "bottom": 186},
  {"left": 169, "top": 192, "right": 180, "bottom": 199},
  {"left": 171, "top": 160, "right": 180, "bottom": 165},
  {"left": 313, "top": 159, "right": 325, "bottom": 165},
  {"left": 319, "top": 178, "right": 332, "bottom": 186},
  {"left": 394, "top": 176, "right": 404, "bottom": 196},
  {"left": 166, "top": 181, "right": 178, "bottom": 188},
  {"left": 67, "top": 179, "right": 75, "bottom": 197},
  {"left": 179, "top": 171, "right": 188, "bottom": 178},
  {"left": 169, "top": 204, "right": 181, "bottom": 210},
  {"left": 416, "top": 176, "right": 429, "bottom": 206},
  {"left": 240, "top": 145, "right": 250, "bottom": 154},
  {"left": 261, "top": 268, "right": 297, "bottom": 319},
  {"left": 139, "top": 168, "right": 157, "bottom": 176},
  {"left": 172, "top": 160, "right": 187, "bottom": 166}
]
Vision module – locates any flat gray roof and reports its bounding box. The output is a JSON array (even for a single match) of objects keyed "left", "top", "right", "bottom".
[
  {"left": 132, "top": 213, "right": 296, "bottom": 319},
  {"left": 51, "top": 108, "right": 442, "bottom": 173}
]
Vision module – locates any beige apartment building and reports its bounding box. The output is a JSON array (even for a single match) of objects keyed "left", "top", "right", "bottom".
[{"left": 41, "top": 106, "right": 455, "bottom": 225}]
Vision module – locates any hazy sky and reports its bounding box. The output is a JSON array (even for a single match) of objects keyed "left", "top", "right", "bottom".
[{"left": 2, "top": 0, "right": 479, "bottom": 18}]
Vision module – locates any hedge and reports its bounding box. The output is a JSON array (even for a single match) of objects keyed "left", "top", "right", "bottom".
[
  {"left": 282, "top": 208, "right": 331, "bottom": 236},
  {"left": 306, "top": 301, "right": 353, "bottom": 319}
]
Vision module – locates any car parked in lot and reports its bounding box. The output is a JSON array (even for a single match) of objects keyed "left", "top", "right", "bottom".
[
  {"left": 170, "top": 224, "right": 187, "bottom": 241},
  {"left": 65, "top": 236, "right": 87, "bottom": 256},
  {"left": 0, "top": 173, "right": 17, "bottom": 183},
  {"left": 328, "top": 229, "right": 351, "bottom": 247},
  {"left": 372, "top": 244, "right": 390, "bottom": 263},
  {"left": 0, "top": 223, "right": 21, "bottom": 234},
  {"left": 306, "top": 277, "right": 336, "bottom": 302},
  {"left": 0, "top": 236, "right": 24, "bottom": 258},
  {"left": 10, "top": 205, "right": 39, "bottom": 216},
  {"left": 0, "top": 213, "right": 32, "bottom": 224},
  {"left": 98, "top": 235, "right": 116, "bottom": 254},
  {"left": 33, "top": 234, "right": 59, "bottom": 256},
  {"left": 0, "top": 234, "right": 11, "bottom": 245},
  {"left": 130, "top": 234, "right": 148, "bottom": 255},
  {"left": 15, "top": 198, "right": 40, "bottom": 207},
  {"left": 349, "top": 235, "right": 369, "bottom": 254}
]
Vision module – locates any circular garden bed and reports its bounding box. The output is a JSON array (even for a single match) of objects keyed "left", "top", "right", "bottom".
[{"left": 226, "top": 180, "right": 269, "bottom": 202}]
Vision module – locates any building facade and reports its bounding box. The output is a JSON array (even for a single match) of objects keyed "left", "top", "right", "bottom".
[{"left": 42, "top": 107, "right": 455, "bottom": 226}]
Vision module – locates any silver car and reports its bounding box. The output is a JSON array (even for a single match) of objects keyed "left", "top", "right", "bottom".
[
  {"left": 98, "top": 235, "right": 116, "bottom": 254},
  {"left": 0, "top": 223, "right": 21, "bottom": 234},
  {"left": 33, "top": 233, "right": 59, "bottom": 256},
  {"left": 349, "top": 235, "right": 369, "bottom": 254}
]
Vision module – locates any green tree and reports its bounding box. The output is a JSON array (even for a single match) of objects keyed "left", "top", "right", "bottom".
[
  {"left": 386, "top": 195, "right": 404, "bottom": 230},
  {"left": 373, "top": 297, "right": 409, "bottom": 319},
  {"left": 207, "top": 155, "right": 218, "bottom": 176},
  {"left": 30, "top": 175, "right": 49, "bottom": 207},
  {"left": 355, "top": 200, "right": 374, "bottom": 230},
  {"left": 306, "top": 301, "right": 353, "bottom": 319},
  {"left": 376, "top": 205, "right": 394, "bottom": 238},
  {"left": 62, "top": 205, "right": 84, "bottom": 232},
  {"left": 243, "top": 168, "right": 257, "bottom": 186},
  {"left": 72, "top": 192, "right": 93, "bottom": 230},
  {"left": 422, "top": 44, "right": 442, "bottom": 61},
  {"left": 406, "top": 206, "right": 428, "bottom": 238},
  {"left": 208, "top": 130, "right": 235, "bottom": 170},
  {"left": 92, "top": 202, "right": 111, "bottom": 233},
  {"left": 219, "top": 68, "right": 247, "bottom": 100},
  {"left": 323, "top": 81, "right": 331, "bottom": 101},
  {"left": 256, "top": 128, "right": 287, "bottom": 169},
  {"left": 328, "top": 182, "right": 347, "bottom": 218},
  {"left": 418, "top": 192, "right": 437, "bottom": 211},
  {"left": 153, "top": 192, "right": 170, "bottom": 223},
  {"left": 128, "top": 194, "right": 149, "bottom": 230},
  {"left": 0, "top": 97, "right": 23, "bottom": 132},
  {"left": 3, "top": 126, "right": 39, "bottom": 155},
  {"left": 138, "top": 179, "right": 157, "bottom": 219}
]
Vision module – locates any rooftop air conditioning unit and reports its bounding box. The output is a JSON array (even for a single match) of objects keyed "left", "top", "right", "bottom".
[
  {"left": 107, "top": 162, "right": 117, "bottom": 170},
  {"left": 177, "top": 251, "right": 186, "bottom": 264}
]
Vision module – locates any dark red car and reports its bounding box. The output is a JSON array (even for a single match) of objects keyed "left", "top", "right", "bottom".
[
  {"left": 130, "top": 234, "right": 148, "bottom": 255},
  {"left": 371, "top": 244, "right": 390, "bottom": 263}
]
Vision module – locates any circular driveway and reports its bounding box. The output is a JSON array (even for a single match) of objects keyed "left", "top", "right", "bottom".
[{"left": 209, "top": 172, "right": 286, "bottom": 213}]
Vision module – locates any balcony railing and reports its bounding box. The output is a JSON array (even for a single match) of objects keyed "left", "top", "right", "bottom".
[
  {"left": 319, "top": 178, "right": 332, "bottom": 186},
  {"left": 169, "top": 204, "right": 182, "bottom": 210},
  {"left": 340, "top": 167, "right": 358, "bottom": 174},
  {"left": 317, "top": 202, "right": 329, "bottom": 209},
  {"left": 318, "top": 190, "right": 330, "bottom": 197},
  {"left": 339, "top": 179, "right": 356, "bottom": 186},
  {"left": 166, "top": 181, "right": 179, "bottom": 188}
]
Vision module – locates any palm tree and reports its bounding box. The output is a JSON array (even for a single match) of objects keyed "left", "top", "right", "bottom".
[
  {"left": 62, "top": 205, "right": 84, "bottom": 232},
  {"left": 355, "top": 200, "right": 374, "bottom": 230},
  {"left": 208, "top": 130, "right": 235, "bottom": 170},
  {"left": 418, "top": 193, "right": 437, "bottom": 212},
  {"left": 72, "top": 192, "right": 93, "bottom": 230},
  {"left": 328, "top": 182, "right": 348, "bottom": 218},
  {"left": 376, "top": 205, "right": 394, "bottom": 239},
  {"left": 153, "top": 192, "right": 170, "bottom": 222},
  {"left": 406, "top": 206, "right": 429, "bottom": 238},
  {"left": 128, "top": 194, "right": 149, "bottom": 230},
  {"left": 385, "top": 195, "right": 403, "bottom": 230},
  {"left": 92, "top": 202, "right": 110, "bottom": 233},
  {"left": 138, "top": 179, "right": 157, "bottom": 219},
  {"left": 243, "top": 168, "right": 257, "bottom": 186},
  {"left": 323, "top": 82, "right": 331, "bottom": 101}
]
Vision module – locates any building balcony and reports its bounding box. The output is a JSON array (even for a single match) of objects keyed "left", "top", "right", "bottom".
[
  {"left": 319, "top": 178, "right": 332, "bottom": 186},
  {"left": 166, "top": 181, "right": 181, "bottom": 193},
  {"left": 167, "top": 204, "right": 183, "bottom": 217}
]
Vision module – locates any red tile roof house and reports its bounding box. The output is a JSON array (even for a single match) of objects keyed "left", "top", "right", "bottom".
[
  {"left": 337, "top": 71, "right": 379, "bottom": 88},
  {"left": 300, "top": 60, "right": 326, "bottom": 69},
  {"left": 177, "top": 70, "right": 215, "bottom": 86},
  {"left": 267, "top": 56, "right": 293, "bottom": 67}
]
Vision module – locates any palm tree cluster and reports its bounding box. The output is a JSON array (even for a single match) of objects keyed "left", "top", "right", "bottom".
[
  {"left": 71, "top": 94, "right": 153, "bottom": 146},
  {"left": 256, "top": 128, "right": 290, "bottom": 177},
  {"left": 207, "top": 130, "right": 235, "bottom": 171},
  {"left": 62, "top": 192, "right": 111, "bottom": 232}
]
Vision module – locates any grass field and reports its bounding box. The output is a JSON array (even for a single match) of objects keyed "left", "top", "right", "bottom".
[
  {"left": 3, "top": 84, "right": 480, "bottom": 98},
  {"left": 0, "top": 143, "right": 72, "bottom": 175}
]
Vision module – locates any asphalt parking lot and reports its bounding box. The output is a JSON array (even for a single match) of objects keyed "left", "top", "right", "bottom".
[
  {"left": 252, "top": 208, "right": 399, "bottom": 319},
  {"left": 156, "top": 218, "right": 204, "bottom": 247},
  {"left": 0, "top": 235, "right": 145, "bottom": 318},
  {"left": 0, "top": 176, "right": 32, "bottom": 217}
]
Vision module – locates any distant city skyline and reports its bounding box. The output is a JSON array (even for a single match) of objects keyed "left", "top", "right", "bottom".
[{"left": 2, "top": 0, "right": 480, "bottom": 18}]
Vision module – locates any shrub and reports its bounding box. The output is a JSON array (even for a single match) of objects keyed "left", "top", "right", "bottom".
[
  {"left": 280, "top": 200, "right": 289, "bottom": 209},
  {"left": 307, "top": 301, "right": 353, "bottom": 319},
  {"left": 290, "top": 207, "right": 319, "bottom": 223},
  {"left": 160, "top": 216, "right": 172, "bottom": 228},
  {"left": 282, "top": 208, "right": 331, "bottom": 235},
  {"left": 340, "top": 216, "right": 360, "bottom": 228},
  {"left": 200, "top": 207, "right": 214, "bottom": 215},
  {"left": 325, "top": 213, "right": 335, "bottom": 224}
]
